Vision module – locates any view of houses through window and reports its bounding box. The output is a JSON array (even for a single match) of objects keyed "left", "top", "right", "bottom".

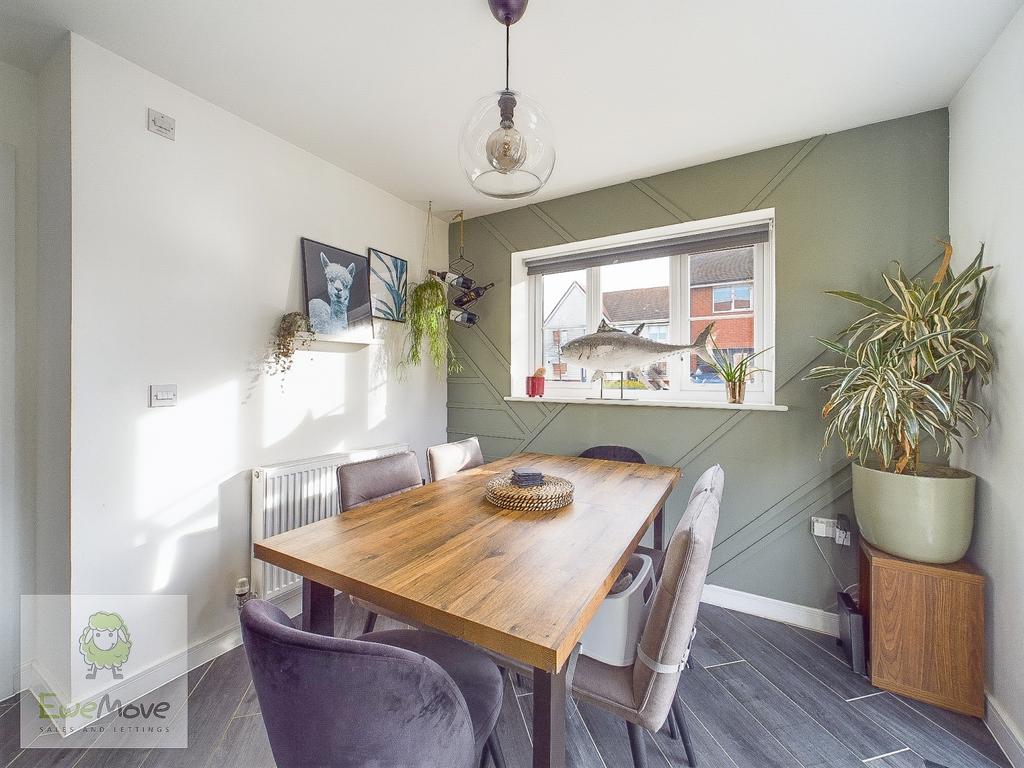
[
  {"left": 540, "top": 269, "right": 588, "bottom": 382},
  {"left": 540, "top": 247, "right": 756, "bottom": 386},
  {"left": 599, "top": 258, "right": 670, "bottom": 389},
  {"left": 689, "top": 248, "right": 755, "bottom": 383}
]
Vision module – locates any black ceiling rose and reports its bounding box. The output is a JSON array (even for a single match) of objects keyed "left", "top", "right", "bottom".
[{"left": 488, "top": 0, "right": 529, "bottom": 25}]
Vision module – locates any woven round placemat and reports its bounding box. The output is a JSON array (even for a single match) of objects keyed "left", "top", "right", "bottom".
[{"left": 485, "top": 471, "right": 575, "bottom": 512}]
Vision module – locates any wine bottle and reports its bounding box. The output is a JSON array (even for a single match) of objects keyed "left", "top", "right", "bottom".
[
  {"left": 452, "top": 282, "right": 495, "bottom": 309},
  {"left": 449, "top": 308, "right": 479, "bottom": 327},
  {"left": 429, "top": 270, "right": 476, "bottom": 291}
]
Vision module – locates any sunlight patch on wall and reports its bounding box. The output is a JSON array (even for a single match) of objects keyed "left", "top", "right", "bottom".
[
  {"left": 134, "top": 380, "right": 240, "bottom": 523},
  {"left": 261, "top": 351, "right": 349, "bottom": 450},
  {"left": 367, "top": 344, "right": 389, "bottom": 430},
  {"left": 151, "top": 512, "right": 219, "bottom": 591},
  {"left": 128, "top": 381, "right": 239, "bottom": 592}
]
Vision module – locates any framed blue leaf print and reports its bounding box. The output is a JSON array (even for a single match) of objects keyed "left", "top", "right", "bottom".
[{"left": 368, "top": 248, "right": 408, "bottom": 323}]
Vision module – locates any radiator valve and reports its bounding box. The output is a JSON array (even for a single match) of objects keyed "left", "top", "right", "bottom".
[{"left": 235, "top": 577, "right": 254, "bottom": 610}]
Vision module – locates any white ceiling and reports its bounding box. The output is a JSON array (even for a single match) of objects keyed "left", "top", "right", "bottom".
[{"left": 1, "top": 1, "right": 1020, "bottom": 217}]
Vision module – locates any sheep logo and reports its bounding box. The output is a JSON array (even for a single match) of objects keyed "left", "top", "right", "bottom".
[{"left": 79, "top": 612, "right": 132, "bottom": 680}]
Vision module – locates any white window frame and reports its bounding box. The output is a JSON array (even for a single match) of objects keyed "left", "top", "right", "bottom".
[{"left": 511, "top": 209, "right": 776, "bottom": 406}]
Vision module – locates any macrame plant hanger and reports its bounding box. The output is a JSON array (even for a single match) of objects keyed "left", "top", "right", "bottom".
[{"left": 449, "top": 211, "right": 475, "bottom": 278}]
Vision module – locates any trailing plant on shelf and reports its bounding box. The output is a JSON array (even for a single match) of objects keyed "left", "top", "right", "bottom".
[
  {"left": 264, "top": 312, "right": 314, "bottom": 385},
  {"left": 705, "top": 337, "right": 772, "bottom": 404},
  {"left": 803, "top": 243, "right": 993, "bottom": 563},
  {"left": 404, "top": 278, "right": 462, "bottom": 375}
]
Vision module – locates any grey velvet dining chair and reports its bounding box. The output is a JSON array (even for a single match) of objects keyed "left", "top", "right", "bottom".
[
  {"left": 337, "top": 451, "right": 423, "bottom": 633},
  {"left": 572, "top": 480, "right": 723, "bottom": 768},
  {"left": 359, "top": 627, "right": 508, "bottom": 768},
  {"left": 426, "top": 436, "right": 484, "bottom": 482},
  {"left": 240, "top": 599, "right": 506, "bottom": 768},
  {"left": 337, "top": 450, "right": 422, "bottom": 511}
]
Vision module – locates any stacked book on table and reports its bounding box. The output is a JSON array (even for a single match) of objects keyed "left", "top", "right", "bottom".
[{"left": 511, "top": 468, "right": 544, "bottom": 488}]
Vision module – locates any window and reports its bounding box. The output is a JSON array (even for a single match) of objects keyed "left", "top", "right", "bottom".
[
  {"left": 712, "top": 283, "right": 752, "bottom": 313},
  {"left": 600, "top": 258, "right": 671, "bottom": 390},
  {"left": 511, "top": 210, "right": 776, "bottom": 405},
  {"left": 540, "top": 271, "right": 587, "bottom": 382}
]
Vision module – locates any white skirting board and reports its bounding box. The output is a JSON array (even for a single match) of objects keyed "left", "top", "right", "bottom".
[
  {"left": 700, "top": 584, "right": 840, "bottom": 637},
  {"left": 986, "top": 694, "right": 1024, "bottom": 768}
]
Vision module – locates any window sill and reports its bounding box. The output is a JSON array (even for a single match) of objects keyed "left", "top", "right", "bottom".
[{"left": 503, "top": 396, "right": 788, "bottom": 412}]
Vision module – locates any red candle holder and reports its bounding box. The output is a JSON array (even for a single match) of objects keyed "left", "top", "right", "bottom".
[{"left": 526, "top": 376, "right": 545, "bottom": 397}]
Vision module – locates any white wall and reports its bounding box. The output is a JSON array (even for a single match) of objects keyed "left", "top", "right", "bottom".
[
  {"left": 35, "top": 37, "right": 72, "bottom": 603},
  {"left": 63, "top": 35, "right": 448, "bottom": 655},
  {"left": 949, "top": 5, "right": 1024, "bottom": 758},
  {"left": 0, "top": 59, "right": 39, "bottom": 698}
]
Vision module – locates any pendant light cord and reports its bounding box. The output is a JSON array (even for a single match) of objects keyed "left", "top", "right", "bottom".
[{"left": 505, "top": 21, "right": 510, "bottom": 91}]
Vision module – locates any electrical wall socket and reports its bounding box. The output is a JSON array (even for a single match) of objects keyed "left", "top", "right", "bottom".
[
  {"left": 835, "top": 513, "right": 852, "bottom": 546},
  {"left": 811, "top": 517, "right": 837, "bottom": 538}
]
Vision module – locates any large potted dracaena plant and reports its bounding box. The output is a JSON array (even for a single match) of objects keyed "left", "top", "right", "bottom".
[{"left": 805, "top": 245, "right": 993, "bottom": 563}]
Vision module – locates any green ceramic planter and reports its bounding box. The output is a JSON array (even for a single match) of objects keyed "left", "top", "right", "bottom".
[{"left": 851, "top": 462, "right": 976, "bottom": 564}]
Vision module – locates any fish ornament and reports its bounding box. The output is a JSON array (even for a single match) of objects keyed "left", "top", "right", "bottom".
[{"left": 559, "top": 321, "right": 717, "bottom": 388}]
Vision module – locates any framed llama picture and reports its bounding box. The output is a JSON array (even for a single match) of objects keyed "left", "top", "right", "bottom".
[
  {"left": 300, "top": 237, "right": 373, "bottom": 342},
  {"left": 368, "top": 247, "right": 408, "bottom": 322}
]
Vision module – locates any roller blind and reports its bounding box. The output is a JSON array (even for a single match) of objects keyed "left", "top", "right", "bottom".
[{"left": 524, "top": 222, "right": 770, "bottom": 276}]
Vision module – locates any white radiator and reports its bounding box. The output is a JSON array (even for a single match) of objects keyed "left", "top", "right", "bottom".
[{"left": 250, "top": 444, "right": 408, "bottom": 600}]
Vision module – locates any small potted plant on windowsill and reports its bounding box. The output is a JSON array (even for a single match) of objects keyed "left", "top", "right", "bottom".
[
  {"left": 705, "top": 339, "right": 772, "bottom": 404},
  {"left": 805, "top": 244, "right": 992, "bottom": 564}
]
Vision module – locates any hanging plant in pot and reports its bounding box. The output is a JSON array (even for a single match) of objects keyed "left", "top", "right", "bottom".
[
  {"left": 403, "top": 278, "right": 463, "bottom": 375},
  {"left": 805, "top": 244, "right": 993, "bottom": 563},
  {"left": 263, "top": 312, "right": 315, "bottom": 390},
  {"left": 400, "top": 202, "right": 463, "bottom": 376}
]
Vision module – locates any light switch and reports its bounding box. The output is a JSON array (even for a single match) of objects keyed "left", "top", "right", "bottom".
[{"left": 149, "top": 384, "right": 178, "bottom": 407}]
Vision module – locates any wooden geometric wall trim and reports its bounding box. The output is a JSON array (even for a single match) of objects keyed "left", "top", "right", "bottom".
[{"left": 447, "top": 111, "right": 951, "bottom": 609}]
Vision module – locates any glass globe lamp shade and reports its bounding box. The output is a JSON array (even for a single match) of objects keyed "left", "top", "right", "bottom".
[{"left": 459, "top": 89, "right": 556, "bottom": 199}]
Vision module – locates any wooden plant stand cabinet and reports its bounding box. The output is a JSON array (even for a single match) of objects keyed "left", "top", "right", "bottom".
[{"left": 858, "top": 539, "right": 985, "bottom": 717}]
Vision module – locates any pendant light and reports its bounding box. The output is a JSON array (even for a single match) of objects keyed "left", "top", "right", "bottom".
[{"left": 458, "top": 0, "right": 555, "bottom": 200}]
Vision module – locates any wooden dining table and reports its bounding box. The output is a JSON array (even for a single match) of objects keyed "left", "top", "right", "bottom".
[{"left": 253, "top": 451, "right": 681, "bottom": 768}]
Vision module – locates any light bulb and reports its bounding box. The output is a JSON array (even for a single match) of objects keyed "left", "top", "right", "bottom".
[
  {"left": 459, "top": 89, "right": 555, "bottom": 199},
  {"left": 486, "top": 125, "right": 527, "bottom": 172}
]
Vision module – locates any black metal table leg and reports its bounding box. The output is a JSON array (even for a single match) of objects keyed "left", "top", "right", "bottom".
[
  {"left": 301, "top": 578, "right": 335, "bottom": 635},
  {"left": 532, "top": 664, "right": 567, "bottom": 768},
  {"left": 654, "top": 506, "right": 665, "bottom": 551},
  {"left": 672, "top": 699, "right": 697, "bottom": 766}
]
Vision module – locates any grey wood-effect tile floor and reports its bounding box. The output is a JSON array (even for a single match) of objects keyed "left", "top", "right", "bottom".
[{"left": 0, "top": 599, "right": 1009, "bottom": 768}]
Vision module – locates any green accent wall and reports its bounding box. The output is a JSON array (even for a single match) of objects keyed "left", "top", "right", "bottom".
[{"left": 447, "top": 110, "right": 949, "bottom": 610}]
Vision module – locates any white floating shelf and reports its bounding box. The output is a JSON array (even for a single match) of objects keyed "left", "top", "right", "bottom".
[{"left": 295, "top": 332, "right": 380, "bottom": 353}]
